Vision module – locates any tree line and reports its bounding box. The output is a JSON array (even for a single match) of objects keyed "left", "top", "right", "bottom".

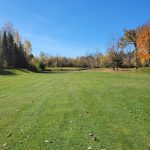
[
  {"left": 38, "top": 23, "right": 150, "bottom": 70},
  {"left": 37, "top": 49, "right": 134, "bottom": 69},
  {"left": 0, "top": 23, "right": 33, "bottom": 69},
  {"left": 0, "top": 23, "right": 150, "bottom": 71}
]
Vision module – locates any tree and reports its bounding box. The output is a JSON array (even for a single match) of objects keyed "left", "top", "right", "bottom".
[
  {"left": 93, "top": 49, "right": 103, "bottom": 68},
  {"left": 14, "top": 31, "right": 20, "bottom": 45},
  {"left": 0, "top": 34, "right": 3, "bottom": 68},
  {"left": 7, "top": 32, "right": 14, "bottom": 67},
  {"left": 38, "top": 51, "right": 47, "bottom": 67},
  {"left": 136, "top": 24, "right": 150, "bottom": 66},
  {"left": 13, "top": 43, "right": 19, "bottom": 67},
  {"left": 18, "top": 41, "right": 27, "bottom": 68},
  {"left": 24, "top": 40, "right": 32, "bottom": 55},
  {"left": 107, "top": 45, "right": 123, "bottom": 70},
  {"left": 2, "top": 31, "right": 8, "bottom": 67},
  {"left": 118, "top": 29, "right": 139, "bottom": 69},
  {"left": 126, "top": 49, "right": 134, "bottom": 69}
]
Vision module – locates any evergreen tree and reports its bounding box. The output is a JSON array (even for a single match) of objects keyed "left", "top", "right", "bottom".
[
  {"left": 7, "top": 32, "right": 14, "bottom": 67},
  {"left": 2, "top": 31, "right": 8, "bottom": 67},
  {"left": 18, "top": 42, "right": 27, "bottom": 68},
  {"left": 0, "top": 23, "right": 33, "bottom": 69},
  {"left": 0, "top": 34, "right": 3, "bottom": 68}
]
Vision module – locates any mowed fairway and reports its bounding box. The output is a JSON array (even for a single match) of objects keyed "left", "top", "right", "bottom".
[{"left": 0, "top": 70, "right": 150, "bottom": 150}]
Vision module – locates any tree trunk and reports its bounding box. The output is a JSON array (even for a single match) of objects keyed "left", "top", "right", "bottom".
[
  {"left": 129, "top": 61, "right": 131, "bottom": 69},
  {"left": 134, "top": 45, "right": 138, "bottom": 70}
]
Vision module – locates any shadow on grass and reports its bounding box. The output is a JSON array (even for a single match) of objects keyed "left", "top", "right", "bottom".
[
  {"left": 0, "top": 69, "right": 81, "bottom": 75},
  {"left": 18, "top": 69, "right": 30, "bottom": 73},
  {"left": 40, "top": 71, "right": 73, "bottom": 74},
  {"left": 0, "top": 69, "right": 16, "bottom": 75}
]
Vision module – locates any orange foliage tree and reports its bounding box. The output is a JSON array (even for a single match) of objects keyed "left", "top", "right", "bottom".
[{"left": 136, "top": 24, "right": 150, "bottom": 65}]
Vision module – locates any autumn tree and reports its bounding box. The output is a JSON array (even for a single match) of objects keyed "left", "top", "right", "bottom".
[
  {"left": 24, "top": 40, "right": 32, "bottom": 55},
  {"left": 136, "top": 24, "right": 150, "bottom": 66},
  {"left": 14, "top": 32, "right": 20, "bottom": 45}
]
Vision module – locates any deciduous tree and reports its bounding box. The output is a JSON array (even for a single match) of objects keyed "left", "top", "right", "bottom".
[
  {"left": 136, "top": 24, "right": 150, "bottom": 66},
  {"left": 118, "top": 29, "right": 138, "bottom": 69}
]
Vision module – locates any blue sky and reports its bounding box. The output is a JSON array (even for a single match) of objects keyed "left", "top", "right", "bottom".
[{"left": 0, "top": 0, "right": 149, "bottom": 57}]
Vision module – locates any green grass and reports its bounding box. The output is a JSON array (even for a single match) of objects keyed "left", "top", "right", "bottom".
[
  {"left": 0, "top": 69, "right": 150, "bottom": 150},
  {"left": 45, "top": 67, "right": 83, "bottom": 72},
  {"left": 133, "top": 67, "right": 150, "bottom": 75}
]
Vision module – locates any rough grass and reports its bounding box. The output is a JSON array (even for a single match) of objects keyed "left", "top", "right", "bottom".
[{"left": 0, "top": 69, "right": 150, "bottom": 150}]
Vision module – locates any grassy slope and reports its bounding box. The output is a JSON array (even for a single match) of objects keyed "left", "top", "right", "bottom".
[{"left": 0, "top": 70, "right": 150, "bottom": 150}]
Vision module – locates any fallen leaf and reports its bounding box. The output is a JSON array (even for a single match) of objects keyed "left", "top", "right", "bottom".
[
  {"left": 6, "top": 133, "right": 11, "bottom": 137},
  {"left": 84, "top": 110, "right": 89, "bottom": 113},
  {"left": 89, "top": 133, "right": 93, "bottom": 137},
  {"left": 19, "top": 141, "right": 23, "bottom": 144},
  {"left": 92, "top": 136, "right": 99, "bottom": 142},
  {"left": 45, "top": 140, "right": 49, "bottom": 143},
  {"left": 3, "top": 143, "right": 7, "bottom": 147}
]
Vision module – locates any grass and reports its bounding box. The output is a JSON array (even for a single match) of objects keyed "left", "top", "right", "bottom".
[
  {"left": 0, "top": 69, "right": 150, "bottom": 150},
  {"left": 133, "top": 67, "right": 150, "bottom": 75},
  {"left": 45, "top": 67, "right": 83, "bottom": 72}
]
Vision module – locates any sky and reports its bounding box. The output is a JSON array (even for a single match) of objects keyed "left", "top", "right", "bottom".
[{"left": 0, "top": 0, "right": 149, "bottom": 57}]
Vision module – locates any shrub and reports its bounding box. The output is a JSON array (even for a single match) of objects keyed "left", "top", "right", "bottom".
[{"left": 29, "top": 58, "right": 45, "bottom": 72}]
